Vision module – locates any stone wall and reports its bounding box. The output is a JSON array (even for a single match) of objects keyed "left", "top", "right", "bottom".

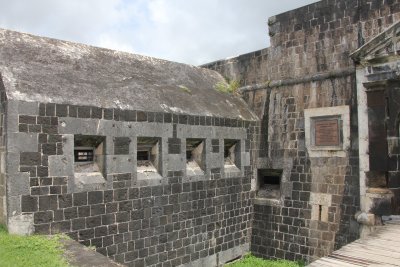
[
  {"left": 6, "top": 99, "right": 256, "bottom": 266},
  {"left": 0, "top": 81, "right": 6, "bottom": 224},
  {"left": 205, "top": 0, "right": 400, "bottom": 82},
  {"left": 202, "top": 48, "right": 269, "bottom": 86},
  {"left": 203, "top": 0, "right": 400, "bottom": 262},
  {"left": 246, "top": 76, "right": 360, "bottom": 262}
]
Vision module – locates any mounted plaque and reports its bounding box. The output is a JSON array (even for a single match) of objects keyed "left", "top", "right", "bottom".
[
  {"left": 304, "top": 106, "right": 349, "bottom": 157},
  {"left": 314, "top": 119, "right": 340, "bottom": 146}
]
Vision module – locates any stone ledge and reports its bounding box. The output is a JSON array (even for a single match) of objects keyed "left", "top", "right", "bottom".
[{"left": 61, "top": 238, "right": 123, "bottom": 267}]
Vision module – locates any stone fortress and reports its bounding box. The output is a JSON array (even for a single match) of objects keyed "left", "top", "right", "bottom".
[{"left": 0, "top": 0, "right": 399, "bottom": 266}]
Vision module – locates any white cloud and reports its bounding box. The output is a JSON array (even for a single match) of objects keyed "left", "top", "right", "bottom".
[{"left": 0, "top": 0, "right": 319, "bottom": 65}]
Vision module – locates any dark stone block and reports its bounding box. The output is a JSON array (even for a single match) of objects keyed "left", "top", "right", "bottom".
[
  {"left": 42, "top": 144, "right": 56, "bottom": 155},
  {"left": 34, "top": 223, "right": 50, "bottom": 234},
  {"left": 108, "top": 224, "right": 118, "bottom": 235},
  {"left": 42, "top": 125, "right": 58, "bottom": 134},
  {"left": 125, "top": 251, "right": 137, "bottom": 262},
  {"left": 118, "top": 201, "right": 132, "bottom": 212},
  {"left": 164, "top": 113, "right": 172, "bottom": 123},
  {"left": 19, "top": 115, "right": 36, "bottom": 124},
  {"left": 86, "top": 216, "right": 102, "bottom": 228},
  {"left": 68, "top": 106, "right": 78, "bottom": 117},
  {"left": 101, "top": 214, "right": 115, "bottom": 225},
  {"left": 20, "top": 152, "right": 41, "bottom": 165},
  {"left": 120, "top": 110, "right": 136, "bottom": 122},
  {"left": 52, "top": 177, "right": 66, "bottom": 186},
  {"left": 91, "top": 204, "right": 106, "bottom": 216},
  {"left": 56, "top": 104, "right": 68, "bottom": 117},
  {"left": 116, "top": 211, "right": 129, "bottom": 222},
  {"left": 95, "top": 226, "right": 108, "bottom": 237},
  {"left": 45, "top": 103, "right": 56, "bottom": 117},
  {"left": 88, "top": 191, "right": 104, "bottom": 205},
  {"left": 21, "top": 195, "right": 38, "bottom": 212},
  {"left": 103, "top": 236, "right": 113, "bottom": 247},
  {"left": 139, "top": 187, "right": 151, "bottom": 198},
  {"left": 179, "top": 115, "right": 188, "bottom": 124},
  {"left": 194, "top": 116, "right": 200, "bottom": 125},
  {"left": 114, "top": 189, "right": 128, "bottom": 201},
  {"left": 37, "top": 116, "right": 51, "bottom": 125},
  {"left": 136, "top": 111, "right": 147, "bottom": 122},
  {"left": 118, "top": 222, "right": 128, "bottom": 233},
  {"left": 51, "top": 221, "right": 71, "bottom": 234},
  {"left": 50, "top": 185, "right": 62, "bottom": 195},
  {"left": 73, "top": 192, "right": 88, "bottom": 206},
  {"left": 72, "top": 218, "right": 86, "bottom": 231},
  {"left": 205, "top": 116, "right": 212, "bottom": 126},
  {"left": 188, "top": 116, "right": 194, "bottom": 125},
  {"left": 78, "top": 106, "right": 91, "bottom": 118},
  {"left": 48, "top": 134, "right": 62, "bottom": 143},
  {"left": 19, "top": 124, "right": 28, "bottom": 132},
  {"left": 147, "top": 112, "right": 155, "bottom": 122},
  {"left": 56, "top": 143, "right": 63, "bottom": 155},
  {"left": 79, "top": 228, "right": 94, "bottom": 240},
  {"left": 129, "top": 188, "right": 139, "bottom": 199},
  {"left": 37, "top": 166, "right": 49, "bottom": 177},
  {"left": 39, "top": 103, "right": 46, "bottom": 116},
  {"left": 64, "top": 207, "right": 78, "bottom": 219},
  {"left": 155, "top": 113, "right": 163, "bottom": 123},
  {"left": 38, "top": 134, "right": 48, "bottom": 143},
  {"left": 28, "top": 124, "right": 41, "bottom": 133},
  {"left": 104, "top": 190, "right": 114, "bottom": 203},
  {"left": 113, "top": 109, "right": 120, "bottom": 121},
  {"left": 103, "top": 109, "right": 113, "bottom": 120},
  {"left": 200, "top": 116, "right": 205, "bottom": 126},
  {"left": 29, "top": 177, "right": 39, "bottom": 186},
  {"left": 106, "top": 203, "right": 118, "bottom": 214},
  {"left": 78, "top": 206, "right": 90, "bottom": 217},
  {"left": 31, "top": 186, "right": 50, "bottom": 195},
  {"left": 91, "top": 107, "right": 102, "bottom": 119},
  {"left": 91, "top": 237, "right": 103, "bottom": 248},
  {"left": 39, "top": 195, "right": 58, "bottom": 211},
  {"left": 50, "top": 117, "right": 58, "bottom": 125}
]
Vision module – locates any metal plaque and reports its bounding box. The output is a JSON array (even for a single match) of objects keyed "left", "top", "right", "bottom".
[{"left": 314, "top": 119, "right": 340, "bottom": 146}]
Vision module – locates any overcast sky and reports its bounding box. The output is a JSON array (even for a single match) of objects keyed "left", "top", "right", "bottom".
[{"left": 0, "top": 0, "right": 319, "bottom": 65}]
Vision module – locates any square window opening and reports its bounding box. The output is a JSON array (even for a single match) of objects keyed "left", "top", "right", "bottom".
[
  {"left": 137, "top": 137, "right": 161, "bottom": 179},
  {"left": 186, "top": 139, "right": 205, "bottom": 176},
  {"left": 137, "top": 150, "right": 150, "bottom": 161},
  {"left": 257, "top": 169, "right": 282, "bottom": 199},
  {"left": 74, "top": 135, "right": 106, "bottom": 189},
  {"left": 224, "top": 139, "right": 241, "bottom": 172}
]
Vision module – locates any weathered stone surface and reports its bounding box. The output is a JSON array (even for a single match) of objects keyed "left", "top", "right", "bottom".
[
  {"left": 0, "top": 28, "right": 257, "bottom": 121},
  {"left": 1, "top": 1, "right": 400, "bottom": 266},
  {"left": 204, "top": 0, "right": 400, "bottom": 263}
]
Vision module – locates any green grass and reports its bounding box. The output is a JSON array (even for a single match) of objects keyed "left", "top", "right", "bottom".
[
  {"left": 226, "top": 254, "right": 304, "bottom": 267},
  {"left": 0, "top": 224, "right": 70, "bottom": 267}
]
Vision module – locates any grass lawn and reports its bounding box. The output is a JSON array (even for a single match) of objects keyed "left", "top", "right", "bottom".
[
  {"left": 0, "top": 224, "right": 70, "bottom": 267},
  {"left": 226, "top": 254, "right": 304, "bottom": 267}
]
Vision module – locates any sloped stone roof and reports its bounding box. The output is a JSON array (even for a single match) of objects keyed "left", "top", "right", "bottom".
[{"left": 0, "top": 28, "right": 257, "bottom": 120}]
